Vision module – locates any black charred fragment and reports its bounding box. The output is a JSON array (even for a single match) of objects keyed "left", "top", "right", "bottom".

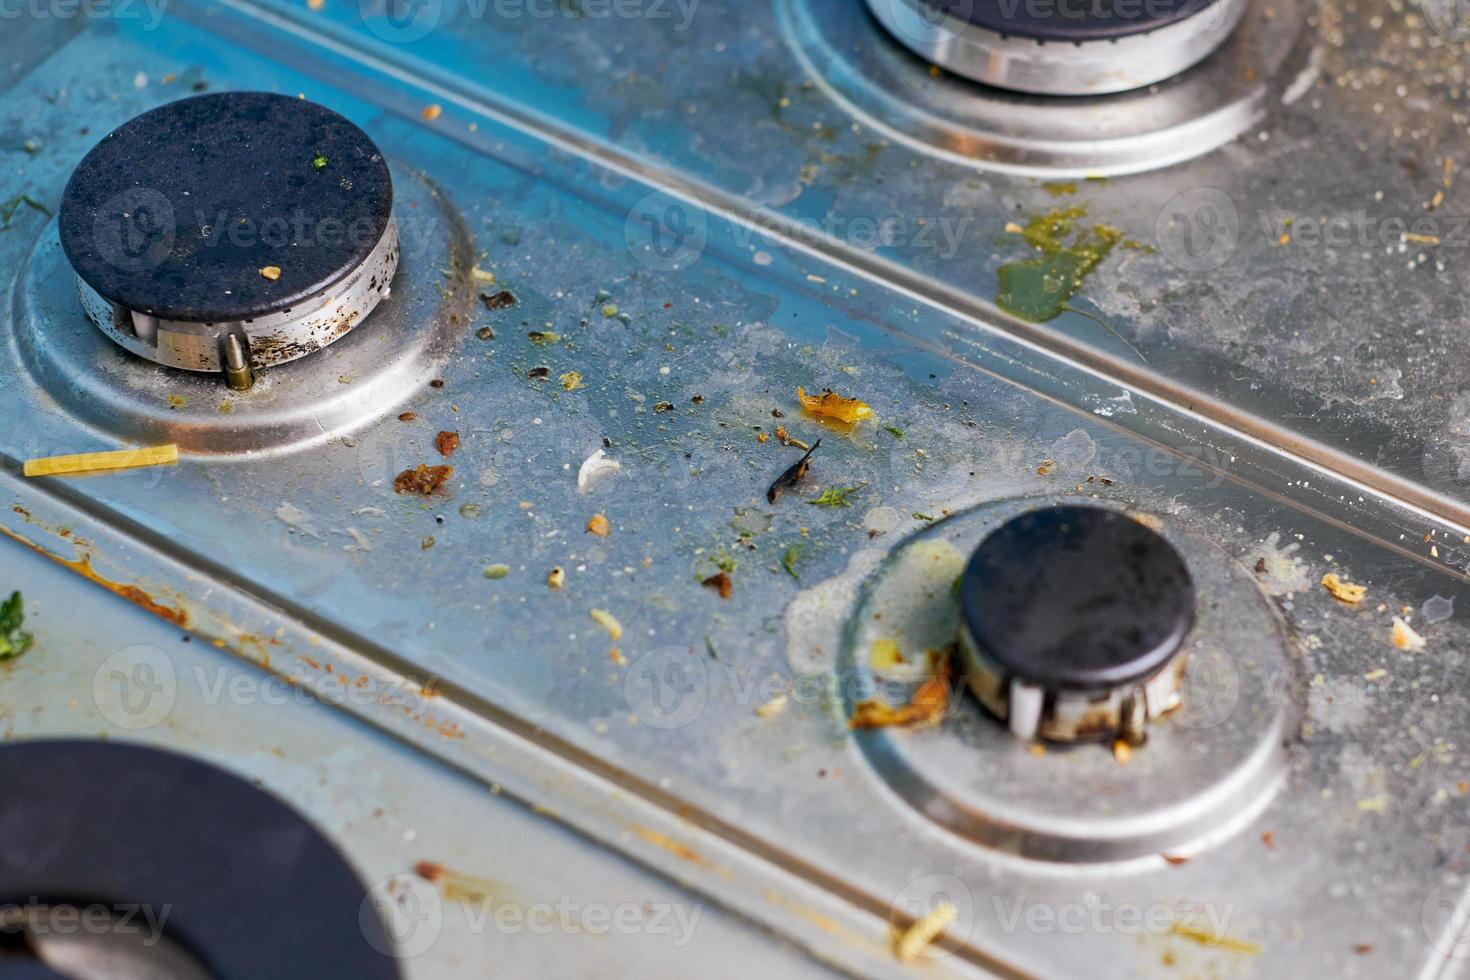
[
  {"left": 481, "top": 290, "right": 518, "bottom": 311},
  {"left": 766, "top": 439, "right": 821, "bottom": 505}
]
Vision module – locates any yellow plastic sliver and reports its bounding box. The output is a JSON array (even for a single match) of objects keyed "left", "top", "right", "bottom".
[{"left": 23, "top": 444, "right": 179, "bottom": 478}]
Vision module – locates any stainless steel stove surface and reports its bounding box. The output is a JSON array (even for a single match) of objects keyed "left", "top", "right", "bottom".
[{"left": 3, "top": 0, "right": 1470, "bottom": 977}]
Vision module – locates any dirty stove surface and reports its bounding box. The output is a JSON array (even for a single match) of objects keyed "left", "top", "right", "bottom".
[{"left": 3, "top": 0, "right": 1470, "bottom": 977}]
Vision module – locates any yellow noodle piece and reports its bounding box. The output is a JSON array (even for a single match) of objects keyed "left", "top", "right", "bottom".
[{"left": 24, "top": 444, "right": 179, "bottom": 478}]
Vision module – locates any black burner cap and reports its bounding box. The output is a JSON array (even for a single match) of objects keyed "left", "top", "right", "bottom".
[
  {"left": 0, "top": 740, "right": 400, "bottom": 979},
  {"left": 59, "top": 92, "right": 392, "bottom": 324},
  {"left": 960, "top": 506, "right": 1194, "bottom": 691},
  {"left": 920, "top": 0, "right": 1229, "bottom": 43}
]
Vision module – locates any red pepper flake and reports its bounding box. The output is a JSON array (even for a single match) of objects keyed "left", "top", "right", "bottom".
[
  {"left": 394, "top": 465, "right": 453, "bottom": 495},
  {"left": 435, "top": 431, "right": 460, "bottom": 457}
]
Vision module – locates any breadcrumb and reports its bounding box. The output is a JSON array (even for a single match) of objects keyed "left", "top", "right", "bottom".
[{"left": 1321, "top": 573, "right": 1367, "bottom": 605}]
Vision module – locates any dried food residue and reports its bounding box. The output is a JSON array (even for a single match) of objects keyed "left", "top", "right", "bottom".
[
  {"left": 1168, "top": 922, "right": 1261, "bottom": 956},
  {"left": 702, "top": 571, "right": 732, "bottom": 599},
  {"left": 586, "top": 513, "right": 610, "bottom": 536},
  {"left": 809, "top": 484, "right": 865, "bottom": 508},
  {"left": 850, "top": 672, "right": 950, "bottom": 729},
  {"left": 578, "top": 448, "right": 621, "bottom": 491},
  {"left": 781, "top": 544, "right": 803, "bottom": 579},
  {"left": 767, "top": 439, "right": 821, "bottom": 504},
  {"left": 435, "top": 431, "right": 460, "bottom": 457},
  {"left": 1391, "top": 616, "right": 1427, "bottom": 651},
  {"left": 589, "top": 608, "right": 623, "bottom": 640},
  {"left": 996, "top": 205, "right": 1123, "bottom": 322},
  {"left": 394, "top": 465, "right": 453, "bottom": 495},
  {"left": 480, "top": 289, "right": 517, "bottom": 310},
  {"left": 1321, "top": 572, "right": 1367, "bottom": 605},
  {"left": 892, "top": 902, "right": 956, "bottom": 963},
  {"left": 797, "top": 386, "right": 872, "bottom": 423},
  {"left": 0, "top": 592, "right": 33, "bottom": 659},
  {"left": 0, "top": 194, "right": 51, "bottom": 229}
]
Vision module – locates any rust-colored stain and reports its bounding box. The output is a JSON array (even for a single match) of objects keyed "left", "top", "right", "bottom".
[
  {"left": 413, "top": 861, "right": 503, "bottom": 903},
  {"left": 1168, "top": 921, "right": 1261, "bottom": 955},
  {"left": 0, "top": 523, "right": 187, "bottom": 627},
  {"left": 634, "top": 826, "right": 702, "bottom": 863}
]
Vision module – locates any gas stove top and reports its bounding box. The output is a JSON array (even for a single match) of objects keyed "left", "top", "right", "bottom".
[{"left": 3, "top": 0, "right": 1470, "bottom": 976}]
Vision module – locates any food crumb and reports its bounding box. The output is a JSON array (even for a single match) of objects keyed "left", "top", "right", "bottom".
[
  {"left": 892, "top": 901, "right": 956, "bottom": 963},
  {"left": 1321, "top": 573, "right": 1368, "bottom": 605},
  {"left": 547, "top": 567, "right": 565, "bottom": 589},
  {"left": 586, "top": 513, "right": 610, "bottom": 536},
  {"left": 1391, "top": 616, "right": 1427, "bottom": 651},
  {"left": 702, "top": 571, "right": 732, "bottom": 600},
  {"left": 755, "top": 694, "right": 788, "bottom": 718},
  {"left": 1112, "top": 739, "right": 1133, "bottom": 764},
  {"left": 422, "top": 103, "right": 442, "bottom": 120},
  {"left": 394, "top": 464, "right": 453, "bottom": 495},
  {"left": 398, "top": 412, "right": 416, "bottom": 422},
  {"left": 850, "top": 665, "right": 949, "bottom": 730},
  {"left": 589, "top": 608, "right": 623, "bottom": 640},
  {"left": 259, "top": 265, "right": 281, "bottom": 280},
  {"left": 435, "top": 431, "right": 460, "bottom": 457}
]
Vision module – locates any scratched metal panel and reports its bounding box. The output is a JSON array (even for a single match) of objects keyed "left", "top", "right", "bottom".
[
  {"left": 236, "top": 0, "right": 1470, "bottom": 528},
  {"left": 0, "top": 540, "right": 834, "bottom": 979},
  {"left": 0, "top": 3, "right": 1469, "bottom": 978}
]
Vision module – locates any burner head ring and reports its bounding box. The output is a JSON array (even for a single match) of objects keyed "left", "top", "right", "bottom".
[
  {"left": 59, "top": 92, "right": 398, "bottom": 383},
  {"left": 867, "top": 0, "right": 1251, "bottom": 95}
]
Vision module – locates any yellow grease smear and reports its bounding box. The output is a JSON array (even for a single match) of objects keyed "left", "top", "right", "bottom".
[
  {"left": 1169, "top": 921, "right": 1261, "bottom": 955},
  {"left": 996, "top": 206, "right": 1122, "bottom": 323}
]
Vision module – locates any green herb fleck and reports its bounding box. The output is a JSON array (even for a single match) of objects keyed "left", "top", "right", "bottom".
[
  {"left": 312, "top": 154, "right": 328, "bottom": 170},
  {"left": 0, "top": 194, "right": 51, "bottom": 229},
  {"left": 704, "top": 635, "right": 720, "bottom": 660},
  {"left": 912, "top": 512, "right": 935, "bottom": 522},
  {"left": 781, "top": 544, "right": 803, "bottom": 580},
  {"left": 882, "top": 424, "right": 904, "bottom": 439},
  {"left": 808, "top": 484, "right": 866, "bottom": 508},
  {"left": 483, "top": 564, "right": 511, "bottom": 579},
  {"left": 0, "top": 592, "right": 33, "bottom": 660}
]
